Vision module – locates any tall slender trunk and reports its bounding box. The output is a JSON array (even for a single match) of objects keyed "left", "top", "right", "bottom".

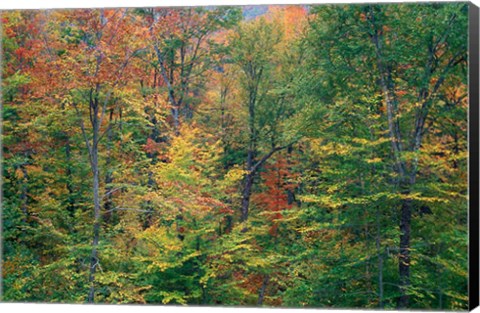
[
  {"left": 65, "top": 136, "right": 75, "bottom": 217},
  {"left": 87, "top": 93, "right": 101, "bottom": 303},
  {"left": 88, "top": 144, "right": 101, "bottom": 303},
  {"left": 240, "top": 86, "right": 257, "bottom": 226},
  {"left": 397, "top": 172, "right": 417, "bottom": 308},
  {"left": 397, "top": 194, "right": 412, "bottom": 308},
  {"left": 220, "top": 83, "right": 231, "bottom": 169},
  {"left": 257, "top": 275, "right": 270, "bottom": 305},
  {"left": 368, "top": 7, "right": 409, "bottom": 307},
  {"left": 237, "top": 49, "right": 263, "bottom": 221},
  {"left": 375, "top": 206, "right": 384, "bottom": 309},
  {"left": 141, "top": 78, "right": 160, "bottom": 230},
  {"left": 103, "top": 109, "right": 114, "bottom": 224},
  {"left": 360, "top": 173, "right": 373, "bottom": 296},
  {"left": 172, "top": 106, "right": 180, "bottom": 136}
]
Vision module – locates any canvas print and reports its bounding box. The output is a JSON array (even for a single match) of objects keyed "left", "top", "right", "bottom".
[{"left": 1, "top": 2, "right": 478, "bottom": 310}]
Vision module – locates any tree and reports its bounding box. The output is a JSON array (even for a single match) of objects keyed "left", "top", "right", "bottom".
[
  {"left": 229, "top": 14, "right": 302, "bottom": 225},
  {"left": 18, "top": 8, "right": 148, "bottom": 302},
  {"left": 304, "top": 3, "right": 468, "bottom": 308},
  {"left": 143, "top": 7, "right": 241, "bottom": 135}
]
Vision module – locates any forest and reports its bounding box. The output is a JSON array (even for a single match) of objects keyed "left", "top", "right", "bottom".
[{"left": 1, "top": 3, "right": 469, "bottom": 310}]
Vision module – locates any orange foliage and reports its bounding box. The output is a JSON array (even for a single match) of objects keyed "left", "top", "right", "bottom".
[
  {"left": 267, "top": 5, "right": 308, "bottom": 40},
  {"left": 254, "top": 154, "right": 299, "bottom": 236}
]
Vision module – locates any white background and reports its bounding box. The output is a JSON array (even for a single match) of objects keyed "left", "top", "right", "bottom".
[{"left": 0, "top": 0, "right": 479, "bottom": 313}]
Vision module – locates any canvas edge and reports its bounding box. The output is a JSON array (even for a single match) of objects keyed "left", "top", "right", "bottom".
[
  {"left": 469, "top": 1, "right": 480, "bottom": 311},
  {"left": 0, "top": 8, "right": 5, "bottom": 302}
]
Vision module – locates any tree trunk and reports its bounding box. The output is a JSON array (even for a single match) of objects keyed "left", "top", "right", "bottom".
[
  {"left": 365, "top": 5, "right": 465, "bottom": 308},
  {"left": 257, "top": 275, "right": 270, "bottom": 305},
  {"left": 240, "top": 145, "right": 291, "bottom": 226},
  {"left": 397, "top": 195, "right": 412, "bottom": 308},
  {"left": 103, "top": 109, "right": 114, "bottom": 224},
  {"left": 65, "top": 136, "right": 75, "bottom": 217},
  {"left": 171, "top": 104, "right": 180, "bottom": 136},
  {"left": 88, "top": 144, "right": 101, "bottom": 303},
  {"left": 241, "top": 173, "right": 255, "bottom": 223},
  {"left": 375, "top": 206, "right": 384, "bottom": 309},
  {"left": 368, "top": 9, "right": 410, "bottom": 307},
  {"left": 87, "top": 92, "right": 101, "bottom": 303}
]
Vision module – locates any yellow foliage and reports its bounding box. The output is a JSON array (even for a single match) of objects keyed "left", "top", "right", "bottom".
[
  {"left": 224, "top": 166, "right": 248, "bottom": 183},
  {"left": 366, "top": 157, "right": 383, "bottom": 164}
]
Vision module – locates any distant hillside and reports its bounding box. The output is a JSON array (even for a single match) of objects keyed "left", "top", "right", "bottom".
[{"left": 242, "top": 5, "right": 269, "bottom": 20}]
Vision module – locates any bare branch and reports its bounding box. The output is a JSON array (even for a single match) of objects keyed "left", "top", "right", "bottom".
[
  {"left": 72, "top": 102, "right": 94, "bottom": 169},
  {"left": 102, "top": 187, "right": 123, "bottom": 199},
  {"left": 105, "top": 207, "right": 153, "bottom": 214}
]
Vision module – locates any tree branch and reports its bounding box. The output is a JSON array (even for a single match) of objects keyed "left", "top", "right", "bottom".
[{"left": 250, "top": 140, "right": 297, "bottom": 175}]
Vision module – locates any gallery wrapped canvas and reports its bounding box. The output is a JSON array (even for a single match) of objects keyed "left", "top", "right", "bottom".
[{"left": 1, "top": 1, "right": 479, "bottom": 310}]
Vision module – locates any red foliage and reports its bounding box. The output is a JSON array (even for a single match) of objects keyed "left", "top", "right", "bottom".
[
  {"left": 14, "top": 47, "right": 27, "bottom": 58},
  {"left": 143, "top": 138, "right": 160, "bottom": 154},
  {"left": 254, "top": 155, "right": 299, "bottom": 236}
]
